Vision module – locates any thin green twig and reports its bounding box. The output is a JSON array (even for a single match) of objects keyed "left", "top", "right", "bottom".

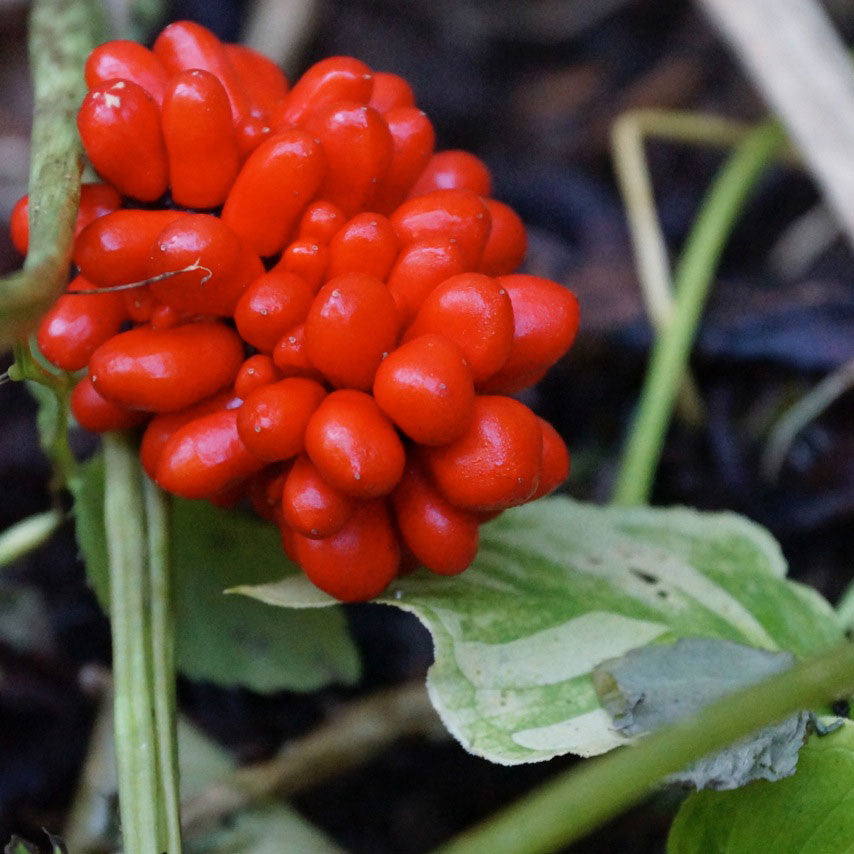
[
  {"left": 0, "top": 509, "right": 64, "bottom": 569},
  {"left": 435, "top": 640, "right": 854, "bottom": 854},
  {"left": 612, "top": 120, "right": 787, "bottom": 506}
]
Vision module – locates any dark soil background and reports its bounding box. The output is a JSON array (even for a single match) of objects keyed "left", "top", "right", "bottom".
[{"left": 0, "top": 0, "right": 852, "bottom": 851}]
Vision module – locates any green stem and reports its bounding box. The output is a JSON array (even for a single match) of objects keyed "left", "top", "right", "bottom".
[
  {"left": 144, "top": 476, "right": 183, "bottom": 852},
  {"left": 103, "top": 434, "right": 161, "bottom": 854},
  {"left": 0, "top": 509, "right": 64, "bottom": 569},
  {"left": 436, "top": 640, "right": 854, "bottom": 854},
  {"left": 0, "top": 0, "right": 99, "bottom": 347},
  {"left": 612, "top": 120, "right": 787, "bottom": 506}
]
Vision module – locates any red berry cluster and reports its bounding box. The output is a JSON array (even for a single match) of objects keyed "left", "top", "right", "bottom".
[{"left": 12, "top": 21, "right": 580, "bottom": 601}]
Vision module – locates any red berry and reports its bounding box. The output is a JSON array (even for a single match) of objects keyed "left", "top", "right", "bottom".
[
  {"left": 298, "top": 200, "right": 347, "bottom": 244},
  {"left": 273, "top": 56, "right": 373, "bottom": 128},
  {"left": 77, "top": 80, "right": 168, "bottom": 201},
  {"left": 479, "top": 274, "right": 580, "bottom": 393},
  {"left": 234, "top": 354, "right": 282, "bottom": 398},
  {"left": 248, "top": 463, "right": 291, "bottom": 523},
  {"left": 222, "top": 129, "right": 325, "bottom": 257},
  {"left": 404, "top": 272, "right": 514, "bottom": 383},
  {"left": 386, "top": 238, "right": 466, "bottom": 324},
  {"left": 140, "top": 391, "right": 241, "bottom": 479},
  {"left": 148, "top": 214, "right": 263, "bottom": 316},
  {"left": 478, "top": 199, "right": 527, "bottom": 276},
  {"left": 273, "top": 239, "right": 329, "bottom": 292},
  {"left": 392, "top": 462, "right": 479, "bottom": 575},
  {"left": 161, "top": 70, "right": 240, "bottom": 209},
  {"left": 424, "top": 395, "right": 543, "bottom": 512},
  {"left": 369, "top": 72, "right": 415, "bottom": 113},
  {"left": 373, "top": 334, "right": 474, "bottom": 445},
  {"left": 37, "top": 275, "right": 128, "bottom": 372},
  {"left": 236, "top": 377, "right": 326, "bottom": 462},
  {"left": 408, "top": 150, "right": 492, "bottom": 198},
  {"left": 89, "top": 322, "right": 244, "bottom": 412},
  {"left": 292, "top": 500, "right": 400, "bottom": 601},
  {"left": 224, "top": 43, "right": 288, "bottom": 118},
  {"left": 326, "top": 212, "right": 399, "bottom": 281},
  {"left": 305, "top": 273, "right": 400, "bottom": 390},
  {"left": 281, "top": 454, "right": 355, "bottom": 538},
  {"left": 234, "top": 270, "right": 314, "bottom": 352},
  {"left": 85, "top": 40, "right": 168, "bottom": 105},
  {"left": 390, "top": 189, "right": 491, "bottom": 269},
  {"left": 153, "top": 21, "right": 251, "bottom": 125},
  {"left": 71, "top": 375, "right": 147, "bottom": 433},
  {"left": 373, "top": 107, "right": 435, "bottom": 214},
  {"left": 304, "top": 101, "right": 393, "bottom": 216},
  {"left": 305, "top": 390, "right": 405, "bottom": 498},
  {"left": 530, "top": 418, "right": 570, "bottom": 500},
  {"left": 75, "top": 209, "right": 182, "bottom": 288},
  {"left": 272, "top": 324, "right": 323, "bottom": 380},
  {"left": 155, "top": 408, "right": 264, "bottom": 499}
]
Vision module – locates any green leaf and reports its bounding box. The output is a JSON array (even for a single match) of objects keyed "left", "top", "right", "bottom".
[
  {"left": 593, "top": 638, "right": 809, "bottom": 789},
  {"left": 4, "top": 837, "right": 38, "bottom": 854},
  {"left": 837, "top": 580, "right": 854, "bottom": 634},
  {"left": 668, "top": 720, "right": 854, "bottom": 854},
  {"left": 234, "top": 497, "right": 841, "bottom": 764},
  {"left": 73, "top": 456, "right": 359, "bottom": 693}
]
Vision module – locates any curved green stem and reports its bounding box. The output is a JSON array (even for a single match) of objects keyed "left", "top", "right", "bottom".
[
  {"left": 436, "top": 640, "right": 854, "bottom": 854},
  {"left": 0, "top": 509, "right": 64, "bottom": 569},
  {"left": 612, "top": 120, "right": 787, "bottom": 506}
]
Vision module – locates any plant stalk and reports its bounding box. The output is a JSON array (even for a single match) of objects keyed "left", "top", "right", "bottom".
[
  {"left": 612, "top": 120, "right": 787, "bottom": 506},
  {"left": 436, "top": 640, "right": 854, "bottom": 854}
]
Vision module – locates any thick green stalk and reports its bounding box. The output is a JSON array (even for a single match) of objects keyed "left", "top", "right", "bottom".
[
  {"left": 612, "top": 120, "right": 787, "bottom": 505},
  {"left": 144, "top": 476, "right": 183, "bottom": 852},
  {"left": 0, "top": 0, "right": 99, "bottom": 347},
  {"left": 103, "top": 434, "right": 161, "bottom": 853},
  {"left": 436, "top": 641, "right": 854, "bottom": 854}
]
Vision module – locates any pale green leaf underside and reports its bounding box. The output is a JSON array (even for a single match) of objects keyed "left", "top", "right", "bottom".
[
  {"left": 234, "top": 497, "right": 841, "bottom": 765},
  {"left": 668, "top": 720, "right": 854, "bottom": 854}
]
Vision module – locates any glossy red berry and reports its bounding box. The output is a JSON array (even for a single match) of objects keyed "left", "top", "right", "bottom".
[
  {"left": 385, "top": 238, "right": 466, "bottom": 324},
  {"left": 530, "top": 418, "right": 570, "bottom": 500},
  {"left": 369, "top": 72, "right": 415, "bottom": 113},
  {"left": 234, "top": 354, "right": 282, "bottom": 398},
  {"left": 37, "top": 275, "right": 128, "bottom": 372},
  {"left": 85, "top": 40, "right": 169, "bottom": 105},
  {"left": 234, "top": 270, "right": 314, "bottom": 352},
  {"left": 298, "top": 200, "right": 346, "bottom": 244},
  {"left": 224, "top": 43, "right": 288, "bottom": 118},
  {"left": 281, "top": 454, "right": 355, "bottom": 538},
  {"left": 390, "top": 189, "right": 491, "bottom": 269},
  {"left": 89, "top": 322, "right": 244, "bottom": 412},
  {"left": 272, "top": 324, "right": 322, "bottom": 379},
  {"left": 273, "top": 56, "right": 373, "bottom": 128},
  {"left": 408, "top": 150, "right": 492, "bottom": 197},
  {"left": 373, "top": 107, "right": 435, "bottom": 214},
  {"left": 75, "top": 209, "right": 183, "bottom": 287},
  {"left": 305, "top": 390, "right": 405, "bottom": 498},
  {"left": 71, "top": 375, "right": 147, "bottom": 433},
  {"left": 424, "top": 395, "right": 543, "bottom": 512},
  {"left": 304, "top": 101, "right": 394, "bottom": 216},
  {"left": 148, "top": 214, "right": 263, "bottom": 315},
  {"left": 479, "top": 274, "right": 580, "bottom": 393},
  {"left": 404, "top": 272, "right": 514, "bottom": 383},
  {"left": 153, "top": 21, "right": 251, "bottom": 124},
  {"left": 392, "top": 462, "right": 479, "bottom": 575},
  {"left": 236, "top": 377, "right": 326, "bottom": 462},
  {"left": 272, "top": 240, "right": 329, "bottom": 292},
  {"left": 78, "top": 80, "right": 168, "bottom": 201},
  {"left": 479, "top": 199, "right": 527, "bottom": 276},
  {"left": 155, "top": 408, "right": 264, "bottom": 499},
  {"left": 161, "top": 70, "right": 240, "bottom": 209},
  {"left": 373, "top": 334, "right": 474, "bottom": 445},
  {"left": 222, "top": 129, "right": 325, "bottom": 257},
  {"left": 326, "top": 212, "right": 399, "bottom": 280},
  {"left": 305, "top": 273, "right": 400, "bottom": 390},
  {"left": 291, "top": 499, "right": 400, "bottom": 602}
]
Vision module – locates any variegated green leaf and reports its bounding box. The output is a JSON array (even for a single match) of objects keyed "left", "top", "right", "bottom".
[{"left": 233, "top": 497, "right": 841, "bottom": 765}]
